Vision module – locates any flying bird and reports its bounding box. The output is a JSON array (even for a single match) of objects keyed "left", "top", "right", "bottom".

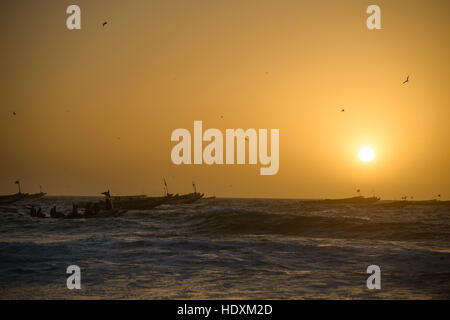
[
  {"left": 102, "top": 21, "right": 108, "bottom": 27},
  {"left": 341, "top": 109, "right": 345, "bottom": 112},
  {"left": 402, "top": 75, "right": 410, "bottom": 84},
  {"left": 13, "top": 112, "right": 16, "bottom": 116}
]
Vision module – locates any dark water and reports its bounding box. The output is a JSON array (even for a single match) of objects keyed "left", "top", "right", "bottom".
[{"left": 0, "top": 197, "right": 449, "bottom": 299}]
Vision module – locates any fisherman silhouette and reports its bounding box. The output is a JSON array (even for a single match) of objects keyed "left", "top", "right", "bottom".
[
  {"left": 36, "top": 207, "right": 45, "bottom": 218},
  {"left": 30, "top": 205, "right": 37, "bottom": 217},
  {"left": 51, "top": 206, "right": 66, "bottom": 218},
  {"left": 66, "top": 203, "right": 81, "bottom": 219}
]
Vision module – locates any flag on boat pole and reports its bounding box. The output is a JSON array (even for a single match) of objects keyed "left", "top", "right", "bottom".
[{"left": 101, "top": 190, "right": 111, "bottom": 198}]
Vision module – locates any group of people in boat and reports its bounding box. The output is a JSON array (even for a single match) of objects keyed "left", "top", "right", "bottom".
[
  {"left": 29, "top": 205, "right": 46, "bottom": 218},
  {"left": 28, "top": 197, "right": 116, "bottom": 219}
]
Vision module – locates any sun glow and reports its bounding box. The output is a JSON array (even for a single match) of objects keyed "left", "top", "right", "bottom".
[{"left": 358, "top": 147, "right": 375, "bottom": 162}]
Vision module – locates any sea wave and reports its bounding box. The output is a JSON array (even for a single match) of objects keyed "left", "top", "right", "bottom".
[{"left": 179, "top": 208, "right": 450, "bottom": 241}]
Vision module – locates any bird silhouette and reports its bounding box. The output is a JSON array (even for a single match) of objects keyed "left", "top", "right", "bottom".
[
  {"left": 341, "top": 109, "right": 345, "bottom": 112},
  {"left": 13, "top": 112, "right": 16, "bottom": 116},
  {"left": 102, "top": 21, "right": 108, "bottom": 27},
  {"left": 402, "top": 75, "right": 410, "bottom": 84}
]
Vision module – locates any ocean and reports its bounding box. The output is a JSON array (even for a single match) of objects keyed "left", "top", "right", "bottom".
[{"left": 0, "top": 197, "right": 449, "bottom": 299}]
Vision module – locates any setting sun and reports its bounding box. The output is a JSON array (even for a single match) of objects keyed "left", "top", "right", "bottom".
[{"left": 358, "top": 147, "right": 375, "bottom": 162}]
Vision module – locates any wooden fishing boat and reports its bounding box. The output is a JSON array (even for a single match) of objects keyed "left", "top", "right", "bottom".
[
  {"left": 25, "top": 192, "right": 47, "bottom": 200},
  {"left": 111, "top": 195, "right": 147, "bottom": 202},
  {"left": 0, "top": 193, "right": 29, "bottom": 204},
  {"left": 372, "top": 199, "right": 450, "bottom": 208},
  {"left": 308, "top": 196, "right": 380, "bottom": 205},
  {"left": 166, "top": 192, "right": 204, "bottom": 204},
  {"left": 113, "top": 196, "right": 170, "bottom": 210}
]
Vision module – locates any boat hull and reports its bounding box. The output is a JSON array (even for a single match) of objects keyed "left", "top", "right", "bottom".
[
  {"left": 0, "top": 193, "right": 28, "bottom": 204},
  {"left": 113, "top": 197, "right": 169, "bottom": 210},
  {"left": 166, "top": 193, "right": 204, "bottom": 204},
  {"left": 306, "top": 196, "right": 380, "bottom": 205}
]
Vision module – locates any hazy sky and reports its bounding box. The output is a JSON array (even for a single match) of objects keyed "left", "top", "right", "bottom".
[{"left": 0, "top": 0, "right": 449, "bottom": 199}]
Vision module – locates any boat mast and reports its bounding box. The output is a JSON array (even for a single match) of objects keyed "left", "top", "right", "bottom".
[
  {"left": 163, "top": 178, "right": 169, "bottom": 196},
  {"left": 15, "top": 180, "right": 21, "bottom": 194},
  {"left": 192, "top": 181, "right": 197, "bottom": 193}
]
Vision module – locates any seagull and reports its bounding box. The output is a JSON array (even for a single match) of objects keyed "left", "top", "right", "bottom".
[
  {"left": 402, "top": 75, "right": 410, "bottom": 84},
  {"left": 341, "top": 109, "right": 345, "bottom": 112},
  {"left": 13, "top": 112, "right": 16, "bottom": 116},
  {"left": 102, "top": 21, "right": 108, "bottom": 27}
]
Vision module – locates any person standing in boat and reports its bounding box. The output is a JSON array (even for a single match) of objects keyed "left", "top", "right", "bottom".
[
  {"left": 29, "top": 205, "right": 37, "bottom": 217},
  {"left": 49, "top": 206, "right": 65, "bottom": 218},
  {"left": 36, "top": 207, "right": 46, "bottom": 218},
  {"left": 66, "top": 203, "right": 81, "bottom": 219}
]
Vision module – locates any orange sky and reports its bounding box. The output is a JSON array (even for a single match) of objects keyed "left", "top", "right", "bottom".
[{"left": 0, "top": 0, "right": 449, "bottom": 199}]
